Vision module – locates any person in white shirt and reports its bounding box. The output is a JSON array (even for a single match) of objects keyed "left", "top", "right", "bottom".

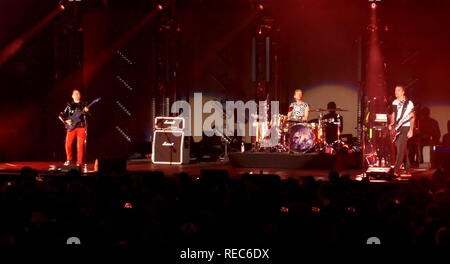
[
  {"left": 389, "top": 85, "right": 415, "bottom": 175},
  {"left": 287, "top": 89, "right": 310, "bottom": 122}
]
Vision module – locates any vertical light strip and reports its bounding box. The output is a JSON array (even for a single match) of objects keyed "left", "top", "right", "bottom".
[
  {"left": 251, "top": 37, "right": 256, "bottom": 82},
  {"left": 265, "top": 36, "right": 270, "bottom": 83}
]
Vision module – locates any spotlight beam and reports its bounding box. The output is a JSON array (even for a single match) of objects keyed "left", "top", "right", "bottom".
[
  {"left": 82, "top": 3, "right": 168, "bottom": 87},
  {"left": 0, "top": 6, "right": 63, "bottom": 67},
  {"left": 365, "top": 2, "right": 386, "bottom": 99},
  {"left": 192, "top": 10, "right": 259, "bottom": 81}
]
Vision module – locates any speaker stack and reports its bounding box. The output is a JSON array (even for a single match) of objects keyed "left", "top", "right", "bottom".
[{"left": 152, "top": 117, "right": 189, "bottom": 164}]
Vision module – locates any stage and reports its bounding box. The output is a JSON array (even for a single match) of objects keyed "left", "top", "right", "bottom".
[{"left": 0, "top": 158, "right": 435, "bottom": 182}]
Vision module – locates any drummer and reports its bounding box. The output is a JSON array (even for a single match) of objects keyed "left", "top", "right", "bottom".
[
  {"left": 287, "top": 89, "right": 310, "bottom": 122},
  {"left": 323, "top": 101, "right": 344, "bottom": 143},
  {"left": 323, "top": 102, "right": 343, "bottom": 131}
]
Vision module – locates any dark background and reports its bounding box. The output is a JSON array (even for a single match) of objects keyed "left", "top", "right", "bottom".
[{"left": 1, "top": 0, "right": 449, "bottom": 162}]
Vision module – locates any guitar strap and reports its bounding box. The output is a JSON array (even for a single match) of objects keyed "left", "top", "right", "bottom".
[{"left": 395, "top": 98, "right": 409, "bottom": 126}]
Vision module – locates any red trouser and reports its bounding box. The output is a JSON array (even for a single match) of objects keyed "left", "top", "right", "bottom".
[{"left": 65, "top": 127, "right": 86, "bottom": 165}]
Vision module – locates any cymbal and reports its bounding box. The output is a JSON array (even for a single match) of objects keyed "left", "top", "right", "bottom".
[
  {"left": 309, "top": 108, "right": 328, "bottom": 112},
  {"left": 309, "top": 108, "right": 349, "bottom": 112},
  {"left": 328, "top": 108, "right": 348, "bottom": 112}
]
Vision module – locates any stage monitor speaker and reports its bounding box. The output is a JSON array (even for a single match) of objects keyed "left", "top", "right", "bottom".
[
  {"left": 56, "top": 165, "right": 81, "bottom": 173},
  {"left": 152, "top": 130, "right": 189, "bottom": 164},
  {"left": 433, "top": 146, "right": 450, "bottom": 169}
]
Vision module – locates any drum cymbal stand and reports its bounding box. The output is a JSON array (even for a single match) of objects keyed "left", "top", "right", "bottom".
[
  {"left": 275, "top": 130, "right": 289, "bottom": 152},
  {"left": 332, "top": 114, "right": 348, "bottom": 152},
  {"left": 317, "top": 113, "right": 327, "bottom": 151}
]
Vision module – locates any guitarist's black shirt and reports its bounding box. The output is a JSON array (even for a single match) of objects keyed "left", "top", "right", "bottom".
[{"left": 59, "top": 101, "right": 88, "bottom": 129}]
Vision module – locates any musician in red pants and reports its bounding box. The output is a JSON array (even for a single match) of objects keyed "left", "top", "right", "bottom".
[{"left": 58, "top": 89, "right": 89, "bottom": 166}]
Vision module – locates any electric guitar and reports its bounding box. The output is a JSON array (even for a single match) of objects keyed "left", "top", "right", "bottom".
[
  {"left": 389, "top": 113, "right": 412, "bottom": 143},
  {"left": 65, "top": 97, "right": 101, "bottom": 131}
]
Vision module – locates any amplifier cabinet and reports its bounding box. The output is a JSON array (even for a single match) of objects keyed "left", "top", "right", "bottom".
[{"left": 152, "top": 130, "right": 189, "bottom": 164}]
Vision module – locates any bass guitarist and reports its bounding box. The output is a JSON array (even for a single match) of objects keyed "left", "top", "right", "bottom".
[
  {"left": 58, "top": 89, "right": 89, "bottom": 166},
  {"left": 388, "top": 85, "right": 415, "bottom": 176}
]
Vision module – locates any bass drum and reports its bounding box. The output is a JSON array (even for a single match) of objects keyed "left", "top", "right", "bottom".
[{"left": 287, "top": 123, "right": 316, "bottom": 153}]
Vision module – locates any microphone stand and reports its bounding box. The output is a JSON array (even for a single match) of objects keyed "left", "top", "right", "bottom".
[
  {"left": 83, "top": 115, "right": 88, "bottom": 173},
  {"left": 215, "top": 127, "right": 231, "bottom": 162}
]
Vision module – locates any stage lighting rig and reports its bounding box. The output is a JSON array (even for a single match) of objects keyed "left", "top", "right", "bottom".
[
  {"left": 158, "top": 18, "right": 181, "bottom": 34},
  {"left": 256, "top": 17, "right": 276, "bottom": 35},
  {"left": 58, "top": 0, "right": 83, "bottom": 10},
  {"left": 251, "top": 0, "right": 269, "bottom": 11},
  {"left": 157, "top": 0, "right": 171, "bottom": 11},
  {"left": 368, "top": 0, "right": 382, "bottom": 8}
]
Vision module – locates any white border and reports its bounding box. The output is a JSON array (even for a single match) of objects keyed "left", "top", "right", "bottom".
[
  {"left": 152, "top": 130, "right": 184, "bottom": 165},
  {"left": 154, "top": 116, "right": 185, "bottom": 130}
]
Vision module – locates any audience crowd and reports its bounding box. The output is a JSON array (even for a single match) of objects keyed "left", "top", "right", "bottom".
[{"left": 0, "top": 166, "right": 449, "bottom": 247}]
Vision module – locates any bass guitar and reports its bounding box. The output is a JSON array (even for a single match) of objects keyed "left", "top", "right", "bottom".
[
  {"left": 65, "top": 97, "right": 101, "bottom": 131},
  {"left": 389, "top": 113, "right": 412, "bottom": 143}
]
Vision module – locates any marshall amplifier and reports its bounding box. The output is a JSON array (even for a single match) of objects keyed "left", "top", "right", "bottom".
[
  {"left": 155, "top": 116, "right": 184, "bottom": 131},
  {"left": 152, "top": 130, "right": 190, "bottom": 164},
  {"left": 152, "top": 117, "right": 189, "bottom": 165}
]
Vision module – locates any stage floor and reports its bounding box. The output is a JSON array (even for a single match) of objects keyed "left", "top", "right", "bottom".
[{"left": 0, "top": 159, "right": 435, "bottom": 182}]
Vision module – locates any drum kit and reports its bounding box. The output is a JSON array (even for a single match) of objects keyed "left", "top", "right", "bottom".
[{"left": 273, "top": 108, "right": 348, "bottom": 154}]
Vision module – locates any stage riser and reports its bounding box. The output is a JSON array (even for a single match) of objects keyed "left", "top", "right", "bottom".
[
  {"left": 229, "top": 152, "right": 363, "bottom": 171},
  {"left": 96, "top": 158, "right": 127, "bottom": 174}
]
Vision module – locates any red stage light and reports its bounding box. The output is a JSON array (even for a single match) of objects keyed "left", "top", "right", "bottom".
[
  {"left": 258, "top": 4, "right": 264, "bottom": 10},
  {"left": 59, "top": 4, "right": 65, "bottom": 10},
  {"left": 258, "top": 28, "right": 262, "bottom": 35},
  {"left": 157, "top": 4, "right": 163, "bottom": 10},
  {"left": 371, "top": 3, "right": 377, "bottom": 9}
]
